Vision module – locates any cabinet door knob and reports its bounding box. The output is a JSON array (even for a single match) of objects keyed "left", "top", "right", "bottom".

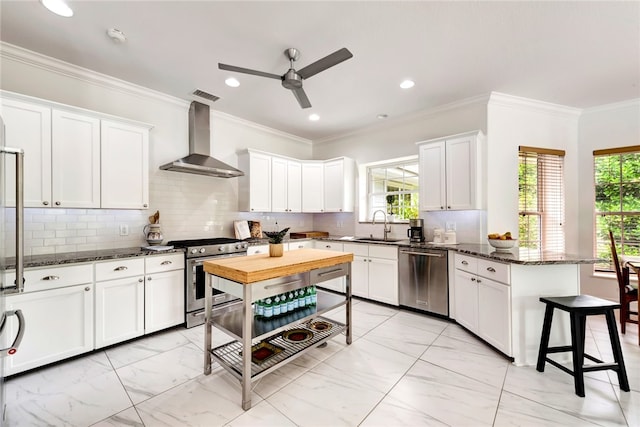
[
  {"left": 55, "top": 201, "right": 61, "bottom": 206},
  {"left": 84, "top": 287, "right": 90, "bottom": 291},
  {"left": 147, "top": 277, "right": 152, "bottom": 281},
  {"left": 471, "top": 277, "right": 476, "bottom": 282},
  {"left": 487, "top": 267, "right": 496, "bottom": 272},
  {"left": 143, "top": 203, "right": 148, "bottom": 208},
  {"left": 440, "top": 206, "right": 444, "bottom": 210},
  {"left": 138, "top": 278, "right": 143, "bottom": 283},
  {"left": 42, "top": 201, "right": 49, "bottom": 206},
  {"left": 477, "top": 279, "right": 482, "bottom": 283},
  {"left": 447, "top": 206, "right": 451, "bottom": 209}
]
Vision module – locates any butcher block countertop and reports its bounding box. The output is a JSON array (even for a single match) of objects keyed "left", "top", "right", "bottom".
[{"left": 203, "top": 248, "right": 354, "bottom": 284}]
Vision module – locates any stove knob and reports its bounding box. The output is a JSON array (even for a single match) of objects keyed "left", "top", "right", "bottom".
[
  {"left": 190, "top": 248, "right": 198, "bottom": 254},
  {"left": 235, "top": 244, "right": 241, "bottom": 250},
  {"left": 218, "top": 247, "right": 225, "bottom": 252},
  {"left": 242, "top": 243, "right": 248, "bottom": 249},
  {"left": 199, "top": 248, "right": 206, "bottom": 254}
]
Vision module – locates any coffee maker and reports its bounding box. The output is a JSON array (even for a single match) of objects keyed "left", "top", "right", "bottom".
[{"left": 407, "top": 218, "right": 424, "bottom": 243}]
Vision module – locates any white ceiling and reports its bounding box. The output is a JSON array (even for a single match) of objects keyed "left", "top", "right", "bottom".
[{"left": 1, "top": 1, "right": 639, "bottom": 141}]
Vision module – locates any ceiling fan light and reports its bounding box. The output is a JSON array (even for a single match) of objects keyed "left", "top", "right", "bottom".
[
  {"left": 225, "top": 77, "right": 240, "bottom": 88},
  {"left": 400, "top": 79, "right": 415, "bottom": 89},
  {"left": 309, "top": 114, "right": 320, "bottom": 121},
  {"left": 40, "top": 0, "right": 73, "bottom": 17}
]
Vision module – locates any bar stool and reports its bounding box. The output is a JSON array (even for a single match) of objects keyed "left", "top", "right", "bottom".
[{"left": 536, "top": 295, "right": 630, "bottom": 397}]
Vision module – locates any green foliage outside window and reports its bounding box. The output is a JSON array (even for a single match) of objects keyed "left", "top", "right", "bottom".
[{"left": 595, "top": 152, "right": 640, "bottom": 270}]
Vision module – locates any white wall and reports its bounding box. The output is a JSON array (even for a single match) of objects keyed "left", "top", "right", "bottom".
[
  {"left": 578, "top": 99, "right": 640, "bottom": 300},
  {"left": 312, "top": 96, "right": 488, "bottom": 240},
  {"left": 486, "top": 93, "right": 581, "bottom": 253},
  {"left": 1, "top": 45, "right": 313, "bottom": 255}
]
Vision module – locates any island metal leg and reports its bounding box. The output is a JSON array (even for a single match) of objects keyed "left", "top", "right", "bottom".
[
  {"left": 346, "top": 263, "right": 352, "bottom": 345},
  {"left": 204, "top": 273, "right": 213, "bottom": 375},
  {"left": 242, "top": 283, "right": 253, "bottom": 410}
]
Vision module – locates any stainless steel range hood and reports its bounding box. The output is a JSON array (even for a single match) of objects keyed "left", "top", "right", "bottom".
[{"left": 160, "top": 101, "right": 244, "bottom": 178}]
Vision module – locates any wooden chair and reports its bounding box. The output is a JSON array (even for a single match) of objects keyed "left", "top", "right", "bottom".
[{"left": 609, "top": 230, "right": 637, "bottom": 333}]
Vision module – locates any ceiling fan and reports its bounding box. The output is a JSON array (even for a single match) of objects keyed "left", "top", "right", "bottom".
[{"left": 218, "top": 47, "right": 353, "bottom": 109}]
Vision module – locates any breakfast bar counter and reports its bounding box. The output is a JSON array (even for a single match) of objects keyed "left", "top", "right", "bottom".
[{"left": 202, "top": 248, "right": 354, "bottom": 410}]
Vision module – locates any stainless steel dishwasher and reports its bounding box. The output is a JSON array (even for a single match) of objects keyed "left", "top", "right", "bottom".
[{"left": 399, "top": 247, "right": 448, "bottom": 316}]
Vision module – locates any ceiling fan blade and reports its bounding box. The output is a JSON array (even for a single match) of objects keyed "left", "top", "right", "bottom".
[
  {"left": 291, "top": 87, "right": 312, "bottom": 109},
  {"left": 218, "top": 63, "right": 282, "bottom": 80},
  {"left": 297, "top": 48, "right": 353, "bottom": 80}
]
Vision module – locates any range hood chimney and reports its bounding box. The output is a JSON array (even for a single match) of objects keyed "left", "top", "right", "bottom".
[{"left": 160, "top": 101, "right": 244, "bottom": 178}]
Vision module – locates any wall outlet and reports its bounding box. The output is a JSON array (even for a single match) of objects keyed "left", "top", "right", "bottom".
[
  {"left": 119, "top": 224, "right": 129, "bottom": 236},
  {"left": 446, "top": 221, "right": 456, "bottom": 231}
]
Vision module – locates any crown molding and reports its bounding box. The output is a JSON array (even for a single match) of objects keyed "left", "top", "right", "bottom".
[
  {"left": 581, "top": 98, "right": 640, "bottom": 115},
  {"left": 209, "top": 109, "right": 312, "bottom": 145},
  {"left": 0, "top": 41, "right": 189, "bottom": 108},
  {"left": 314, "top": 93, "right": 491, "bottom": 145},
  {"left": 488, "top": 92, "right": 582, "bottom": 118}
]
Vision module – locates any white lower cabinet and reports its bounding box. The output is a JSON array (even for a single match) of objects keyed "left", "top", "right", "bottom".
[
  {"left": 454, "top": 254, "right": 511, "bottom": 355},
  {"left": 144, "top": 254, "right": 185, "bottom": 333},
  {"left": 247, "top": 244, "right": 269, "bottom": 256},
  {"left": 3, "top": 283, "right": 94, "bottom": 376},
  {"left": 94, "top": 258, "right": 145, "bottom": 348},
  {"left": 343, "top": 243, "right": 398, "bottom": 305},
  {"left": 313, "top": 241, "right": 346, "bottom": 293}
]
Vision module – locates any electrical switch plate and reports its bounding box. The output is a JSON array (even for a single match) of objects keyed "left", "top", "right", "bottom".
[{"left": 119, "top": 224, "right": 129, "bottom": 236}]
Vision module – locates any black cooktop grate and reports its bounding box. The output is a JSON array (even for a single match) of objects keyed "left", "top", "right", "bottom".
[{"left": 168, "top": 238, "right": 242, "bottom": 247}]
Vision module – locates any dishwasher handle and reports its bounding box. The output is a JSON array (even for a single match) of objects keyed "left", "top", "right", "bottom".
[{"left": 400, "top": 250, "right": 444, "bottom": 258}]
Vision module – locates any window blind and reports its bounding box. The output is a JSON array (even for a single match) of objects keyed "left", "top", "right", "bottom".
[{"left": 518, "top": 147, "right": 565, "bottom": 252}]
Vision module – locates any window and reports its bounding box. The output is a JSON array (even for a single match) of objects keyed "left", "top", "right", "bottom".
[
  {"left": 594, "top": 146, "right": 640, "bottom": 271},
  {"left": 518, "top": 146, "right": 565, "bottom": 252},
  {"left": 366, "top": 157, "right": 419, "bottom": 221}
]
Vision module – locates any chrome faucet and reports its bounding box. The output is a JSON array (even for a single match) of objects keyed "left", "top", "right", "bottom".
[{"left": 372, "top": 209, "right": 392, "bottom": 241}]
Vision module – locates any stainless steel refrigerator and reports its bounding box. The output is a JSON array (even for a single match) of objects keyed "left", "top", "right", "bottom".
[{"left": 0, "top": 115, "right": 26, "bottom": 426}]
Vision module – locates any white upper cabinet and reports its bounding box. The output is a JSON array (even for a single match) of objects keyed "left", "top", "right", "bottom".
[
  {"left": 101, "top": 120, "right": 150, "bottom": 209},
  {"left": 302, "top": 161, "right": 324, "bottom": 212},
  {"left": 51, "top": 109, "right": 101, "bottom": 208},
  {"left": 271, "top": 156, "right": 301, "bottom": 213},
  {"left": 1, "top": 97, "right": 52, "bottom": 207},
  {"left": 238, "top": 150, "right": 272, "bottom": 212},
  {"left": 418, "top": 130, "right": 485, "bottom": 211},
  {"left": 323, "top": 158, "right": 355, "bottom": 212},
  {"left": 1, "top": 91, "right": 152, "bottom": 210}
]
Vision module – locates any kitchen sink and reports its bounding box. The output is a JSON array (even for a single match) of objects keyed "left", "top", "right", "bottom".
[{"left": 353, "top": 237, "right": 402, "bottom": 243}]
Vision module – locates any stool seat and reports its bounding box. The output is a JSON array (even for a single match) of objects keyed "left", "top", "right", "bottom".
[{"left": 537, "top": 295, "right": 629, "bottom": 397}]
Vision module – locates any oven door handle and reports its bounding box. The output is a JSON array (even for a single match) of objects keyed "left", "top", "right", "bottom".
[{"left": 400, "top": 250, "right": 444, "bottom": 258}]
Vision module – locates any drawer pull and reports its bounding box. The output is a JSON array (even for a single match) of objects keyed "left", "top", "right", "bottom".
[
  {"left": 477, "top": 279, "right": 482, "bottom": 283},
  {"left": 486, "top": 267, "right": 496, "bottom": 272},
  {"left": 114, "top": 266, "right": 128, "bottom": 271},
  {"left": 85, "top": 287, "right": 90, "bottom": 291},
  {"left": 318, "top": 268, "right": 342, "bottom": 277},
  {"left": 42, "top": 275, "right": 60, "bottom": 281},
  {"left": 160, "top": 260, "right": 172, "bottom": 265},
  {"left": 471, "top": 277, "right": 476, "bottom": 282},
  {"left": 461, "top": 260, "right": 468, "bottom": 265},
  {"left": 325, "top": 245, "right": 332, "bottom": 248},
  {"left": 265, "top": 280, "right": 301, "bottom": 290}
]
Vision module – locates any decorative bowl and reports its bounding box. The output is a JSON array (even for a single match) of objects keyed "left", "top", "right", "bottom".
[{"left": 488, "top": 238, "right": 517, "bottom": 251}]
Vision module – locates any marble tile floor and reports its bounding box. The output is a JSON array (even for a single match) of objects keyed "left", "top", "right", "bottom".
[{"left": 5, "top": 298, "right": 640, "bottom": 427}]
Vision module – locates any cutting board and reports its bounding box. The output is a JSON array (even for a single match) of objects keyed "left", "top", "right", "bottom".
[{"left": 290, "top": 231, "right": 329, "bottom": 239}]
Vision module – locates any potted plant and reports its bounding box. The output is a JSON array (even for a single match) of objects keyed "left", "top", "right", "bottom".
[{"left": 263, "top": 227, "right": 290, "bottom": 257}]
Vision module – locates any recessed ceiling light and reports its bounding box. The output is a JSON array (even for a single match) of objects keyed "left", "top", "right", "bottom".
[
  {"left": 225, "top": 77, "right": 240, "bottom": 88},
  {"left": 377, "top": 114, "right": 388, "bottom": 119},
  {"left": 40, "top": 0, "right": 73, "bottom": 17},
  {"left": 400, "top": 80, "right": 415, "bottom": 89},
  {"left": 309, "top": 114, "right": 320, "bottom": 121}
]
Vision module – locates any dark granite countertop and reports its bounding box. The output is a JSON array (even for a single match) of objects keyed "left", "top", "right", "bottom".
[
  {"left": 315, "top": 236, "right": 602, "bottom": 265},
  {"left": 5, "top": 247, "right": 184, "bottom": 270}
]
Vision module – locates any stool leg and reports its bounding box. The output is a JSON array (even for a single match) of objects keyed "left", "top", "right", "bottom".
[
  {"left": 537, "top": 304, "right": 554, "bottom": 372},
  {"left": 570, "top": 312, "right": 585, "bottom": 397},
  {"left": 605, "top": 310, "right": 630, "bottom": 392}
]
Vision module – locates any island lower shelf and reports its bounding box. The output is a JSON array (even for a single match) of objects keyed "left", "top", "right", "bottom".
[{"left": 211, "top": 316, "right": 345, "bottom": 381}]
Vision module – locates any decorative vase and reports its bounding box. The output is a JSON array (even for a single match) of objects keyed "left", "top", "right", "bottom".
[
  {"left": 269, "top": 243, "right": 284, "bottom": 257},
  {"left": 143, "top": 223, "right": 163, "bottom": 246}
]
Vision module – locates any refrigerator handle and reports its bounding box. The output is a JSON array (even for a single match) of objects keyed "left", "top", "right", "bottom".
[
  {"left": 1, "top": 146, "right": 24, "bottom": 293},
  {"left": 0, "top": 309, "right": 25, "bottom": 356}
]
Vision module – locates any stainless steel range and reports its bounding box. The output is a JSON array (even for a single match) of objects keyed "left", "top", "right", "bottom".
[{"left": 168, "top": 238, "right": 248, "bottom": 328}]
